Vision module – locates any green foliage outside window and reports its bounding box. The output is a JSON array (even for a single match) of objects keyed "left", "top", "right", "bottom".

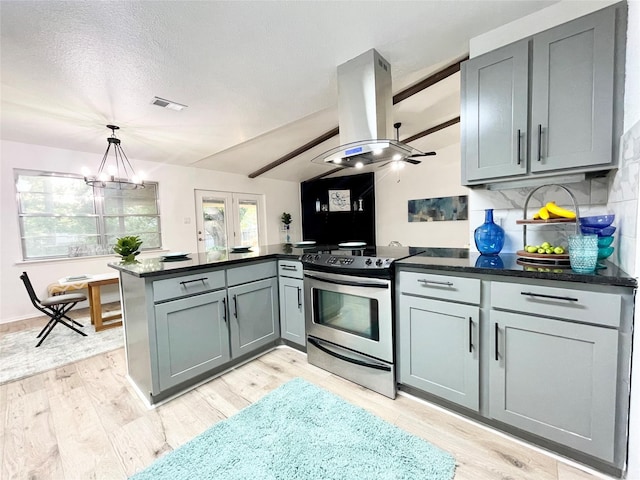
[{"left": 15, "top": 170, "right": 162, "bottom": 260}]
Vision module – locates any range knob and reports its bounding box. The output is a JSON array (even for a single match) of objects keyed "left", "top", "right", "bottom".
[
  {"left": 375, "top": 258, "right": 384, "bottom": 267},
  {"left": 365, "top": 258, "right": 372, "bottom": 266},
  {"left": 314, "top": 254, "right": 321, "bottom": 261}
]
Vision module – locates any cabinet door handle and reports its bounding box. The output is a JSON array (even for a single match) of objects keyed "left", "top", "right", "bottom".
[
  {"left": 417, "top": 279, "right": 454, "bottom": 287},
  {"left": 537, "top": 124, "right": 542, "bottom": 162},
  {"left": 233, "top": 294, "right": 238, "bottom": 318},
  {"left": 297, "top": 287, "right": 302, "bottom": 309},
  {"left": 494, "top": 322, "right": 499, "bottom": 361},
  {"left": 468, "top": 317, "right": 473, "bottom": 353},
  {"left": 179, "top": 277, "right": 208, "bottom": 286},
  {"left": 222, "top": 297, "right": 227, "bottom": 323},
  {"left": 282, "top": 265, "right": 298, "bottom": 271},
  {"left": 516, "top": 129, "right": 522, "bottom": 165},
  {"left": 520, "top": 291, "right": 578, "bottom": 302}
]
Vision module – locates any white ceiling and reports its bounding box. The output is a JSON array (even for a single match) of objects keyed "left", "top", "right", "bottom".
[{"left": 0, "top": 0, "right": 558, "bottom": 182}]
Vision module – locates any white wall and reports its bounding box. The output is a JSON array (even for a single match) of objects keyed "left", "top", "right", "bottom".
[
  {"left": 469, "top": 0, "right": 619, "bottom": 58},
  {"left": 0, "top": 140, "right": 301, "bottom": 323},
  {"left": 375, "top": 126, "right": 470, "bottom": 248}
]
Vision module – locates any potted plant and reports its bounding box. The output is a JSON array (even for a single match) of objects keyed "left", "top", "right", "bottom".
[
  {"left": 281, "top": 212, "right": 292, "bottom": 244},
  {"left": 113, "top": 235, "right": 143, "bottom": 263}
]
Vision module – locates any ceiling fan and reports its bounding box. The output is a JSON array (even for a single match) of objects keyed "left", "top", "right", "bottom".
[{"left": 378, "top": 122, "right": 436, "bottom": 168}]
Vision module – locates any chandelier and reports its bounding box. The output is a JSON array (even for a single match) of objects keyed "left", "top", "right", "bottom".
[{"left": 84, "top": 125, "right": 144, "bottom": 189}]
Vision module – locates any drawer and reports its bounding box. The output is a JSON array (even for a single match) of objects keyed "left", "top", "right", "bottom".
[
  {"left": 399, "top": 271, "right": 480, "bottom": 305},
  {"left": 153, "top": 270, "right": 225, "bottom": 303},
  {"left": 227, "top": 261, "right": 277, "bottom": 287},
  {"left": 491, "top": 282, "right": 621, "bottom": 328},
  {"left": 278, "top": 260, "right": 303, "bottom": 279}
]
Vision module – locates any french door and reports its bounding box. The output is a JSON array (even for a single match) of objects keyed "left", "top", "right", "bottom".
[{"left": 195, "top": 190, "right": 265, "bottom": 255}]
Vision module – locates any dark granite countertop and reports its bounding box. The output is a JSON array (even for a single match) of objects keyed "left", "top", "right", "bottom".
[
  {"left": 108, "top": 244, "right": 301, "bottom": 278},
  {"left": 396, "top": 248, "right": 637, "bottom": 288},
  {"left": 109, "top": 244, "right": 637, "bottom": 288}
]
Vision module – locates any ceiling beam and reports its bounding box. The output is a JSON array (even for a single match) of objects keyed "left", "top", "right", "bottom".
[
  {"left": 402, "top": 116, "right": 460, "bottom": 144},
  {"left": 392, "top": 55, "right": 468, "bottom": 104},
  {"left": 249, "top": 55, "right": 468, "bottom": 179},
  {"left": 248, "top": 127, "right": 339, "bottom": 179}
]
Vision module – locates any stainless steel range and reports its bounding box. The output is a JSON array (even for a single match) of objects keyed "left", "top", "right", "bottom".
[{"left": 301, "top": 245, "right": 421, "bottom": 398}]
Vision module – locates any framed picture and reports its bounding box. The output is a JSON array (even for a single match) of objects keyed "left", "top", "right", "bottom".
[{"left": 328, "top": 189, "right": 351, "bottom": 212}]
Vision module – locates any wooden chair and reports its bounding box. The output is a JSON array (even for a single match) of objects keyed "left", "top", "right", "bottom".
[{"left": 20, "top": 272, "right": 88, "bottom": 347}]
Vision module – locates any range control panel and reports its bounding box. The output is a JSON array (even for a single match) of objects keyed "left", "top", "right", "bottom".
[{"left": 300, "top": 253, "right": 393, "bottom": 269}]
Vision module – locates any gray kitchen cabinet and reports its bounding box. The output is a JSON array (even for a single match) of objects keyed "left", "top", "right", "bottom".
[
  {"left": 397, "top": 272, "right": 480, "bottom": 411},
  {"left": 490, "top": 281, "right": 621, "bottom": 462},
  {"left": 155, "top": 289, "right": 230, "bottom": 391},
  {"left": 116, "top": 258, "right": 281, "bottom": 406},
  {"left": 462, "top": 4, "right": 621, "bottom": 185},
  {"left": 490, "top": 310, "right": 618, "bottom": 462},
  {"left": 395, "top": 264, "right": 633, "bottom": 472},
  {"left": 462, "top": 39, "right": 529, "bottom": 182},
  {"left": 228, "top": 276, "right": 279, "bottom": 357},
  {"left": 278, "top": 260, "right": 305, "bottom": 347}
]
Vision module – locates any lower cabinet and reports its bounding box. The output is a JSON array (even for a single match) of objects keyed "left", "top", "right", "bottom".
[
  {"left": 154, "top": 289, "right": 230, "bottom": 391},
  {"left": 490, "top": 310, "right": 618, "bottom": 462},
  {"left": 228, "top": 277, "right": 279, "bottom": 357},
  {"left": 121, "top": 260, "right": 281, "bottom": 405},
  {"left": 399, "top": 294, "right": 479, "bottom": 411},
  {"left": 278, "top": 276, "right": 305, "bottom": 346},
  {"left": 396, "top": 267, "right": 633, "bottom": 471}
]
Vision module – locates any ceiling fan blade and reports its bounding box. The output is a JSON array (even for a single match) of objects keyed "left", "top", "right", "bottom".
[
  {"left": 403, "top": 158, "right": 422, "bottom": 165},
  {"left": 378, "top": 161, "right": 392, "bottom": 168},
  {"left": 409, "top": 151, "right": 437, "bottom": 158}
]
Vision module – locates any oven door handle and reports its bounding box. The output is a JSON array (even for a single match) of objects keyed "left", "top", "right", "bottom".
[
  {"left": 303, "top": 272, "right": 389, "bottom": 289},
  {"left": 307, "top": 338, "right": 391, "bottom": 372}
]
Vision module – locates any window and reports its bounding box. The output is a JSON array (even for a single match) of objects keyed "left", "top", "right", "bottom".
[{"left": 15, "top": 170, "right": 161, "bottom": 260}]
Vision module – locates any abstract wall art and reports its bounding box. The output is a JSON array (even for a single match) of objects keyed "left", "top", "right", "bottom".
[{"left": 408, "top": 195, "right": 468, "bottom": 222}]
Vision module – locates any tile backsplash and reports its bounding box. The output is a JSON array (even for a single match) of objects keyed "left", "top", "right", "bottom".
[
  {"left": 469, "top": 179, "right": 610, "bottom": 255},
  {"left": 468, "top": 119, "right": 640, "bottom": 276}
]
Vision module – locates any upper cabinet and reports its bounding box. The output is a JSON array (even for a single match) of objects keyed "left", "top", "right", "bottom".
[
  {"left": 462, "top": 40, "right": 529, "bottom": 181},
  {"left": 461, "top": 4, "right": 625, "bottom": 186}
]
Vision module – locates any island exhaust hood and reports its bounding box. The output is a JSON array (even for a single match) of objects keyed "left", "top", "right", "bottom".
[{"left": 312, "top": 49, "right": 429, "bottom": 168}]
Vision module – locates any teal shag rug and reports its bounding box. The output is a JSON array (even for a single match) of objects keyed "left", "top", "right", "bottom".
[{"left": 130, "top": 378, "right": 456, "bottom": 480}]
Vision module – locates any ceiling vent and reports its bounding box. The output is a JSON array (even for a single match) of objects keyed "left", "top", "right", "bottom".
[{"left": 151, "top": 97, "right": 187, "bottom": 111}]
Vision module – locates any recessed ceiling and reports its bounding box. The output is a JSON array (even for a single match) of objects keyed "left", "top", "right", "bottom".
[{"left": 0, "top": 0, "right": 558, "bottom": 182}]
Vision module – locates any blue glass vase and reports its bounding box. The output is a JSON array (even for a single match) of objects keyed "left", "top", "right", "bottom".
[{"left": 474, "top": 209, "right": 505, "bottom": 255}]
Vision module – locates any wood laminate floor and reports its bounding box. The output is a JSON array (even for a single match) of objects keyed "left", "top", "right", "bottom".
[{"left": 0, "top": 316, "right": 615, "bottom": 479}]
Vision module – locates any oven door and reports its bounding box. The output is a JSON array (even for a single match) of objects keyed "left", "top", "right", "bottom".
[{"left": 303, "top": 269, "right": 392, "bottom": 362}]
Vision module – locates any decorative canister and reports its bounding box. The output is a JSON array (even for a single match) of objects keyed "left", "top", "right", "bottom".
[{"left": 474, "top": 209, "right": 505, "bottom": 255}]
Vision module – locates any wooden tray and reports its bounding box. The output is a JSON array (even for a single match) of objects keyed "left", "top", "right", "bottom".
[
  {"left": 516, "top": 249, "right": 569, "bottom": 260},
  {"left": 516, "top": 250, "right": 570, "bottom": 268},
  {"left": 516, "top": 218, "right": 576, "bottom": 224},
  {"left": 516, "top": 259, "right": 571, "bottom": 270}
]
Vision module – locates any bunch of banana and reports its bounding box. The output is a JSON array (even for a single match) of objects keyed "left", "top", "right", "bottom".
[{"left": 532, "top": 201, "right": 576, "bottom": 220}]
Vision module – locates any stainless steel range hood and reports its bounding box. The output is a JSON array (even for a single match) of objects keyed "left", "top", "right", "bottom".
[{"left": 312, "top": 49, "right": 423, "bottom": 168}]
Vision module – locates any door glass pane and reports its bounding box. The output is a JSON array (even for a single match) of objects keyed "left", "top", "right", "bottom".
[
  {"left": 202, "top": 197, "right": 228, "bottom": 251},
  {"left": 238, "top": 200, "right": 259, "bottom": 247},
  {"left": 313, "top": 290, "right": 379, "bottom": 341}
]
